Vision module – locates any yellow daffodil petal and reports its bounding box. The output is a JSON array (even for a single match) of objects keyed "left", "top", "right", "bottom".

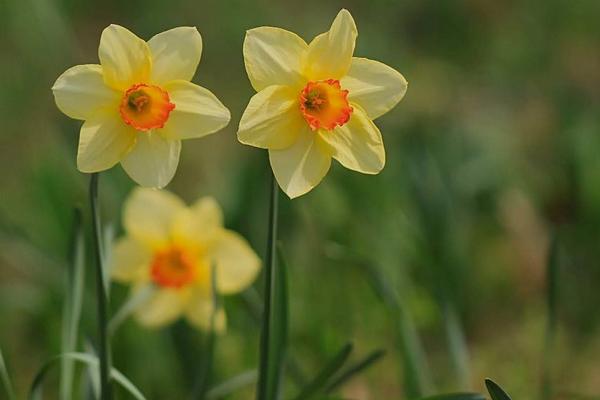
[
  {"left": 121, "top": 131, "right": 181, "bottom": 188},
  {"left": 124, "top": 187, "right": 186, "bottom": 247},
  {"left": 243, "top": 27, "right": 308, "bottom": 91},
  {"left": 269, "top": 128, "right": 332, "bottom": 198},
  {"left": 185, "top": 288, "right": 226, "bottom": 332},
  {"left": 135, "top": 288, "right": 187, "bottom": 327},
  {"left": 209, "top": 230, "right": 261, "bottom": 295},
  {"left": 160, "top": 81, "right": 230, "bottom": 140},
  {"left": 341, "top": 57, "right": 408, "bottom": 120},
  {"left": 148, "top": 27, "right": 203, "bottom": 84},
  {"left": 238, "top": 85, "right": 303, "bottom": 149},
  {"left": 319, "top": 105, "right": 385, "bottom": 174},
  {"left": 110, "top": 237, "right": 151, "bottom": 283},
  {"left": 52, "top": 64, "right": 120, "bottom": 120},
  {"left": 77, "top": 112, "right": 136, "bottom": 173},
  {"left": 98, "top": 24, "right": 152, "bottom": 90},
  {"left": 172, "top": 197, "right": 224, "bottom": 246},
  {"left": 304, "top": 9, "right": 357, "bottom": 80}
]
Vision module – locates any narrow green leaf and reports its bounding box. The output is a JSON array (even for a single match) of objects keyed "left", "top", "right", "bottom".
[
  {"left": 89, "top": 173, "right": 112, "bottom": 400},
  {"left": 108, "top": 284, "right": 155, "bottom": 336},
  {"left": 293, "top": 343, "right": 353, "bottom": 400},
  {"left": 29, "top": 352, "right": 146, "bottom": 400},
  {"left": 206, "top": 370, "right": 257, "bottom": 400},
  {"left": 541, "top": 235, "right": 560, "bottom": 400},
  {"left": 417, "top": 393, "right": 485, "bottom": 400},
  {"left": 485, "top": 378, "right": 512, "bottom": 400},
  {"left": 256, "top": 172, "right": 288, "bottom": 400},
  {"left": 192, "top": 263, "right": 219, "bottom": 399},
  {"left": 0, "top": 346, "right": 16, "bottom": 400},
  {"left": 325, "top": 349, "right": 385, "bottom": 393},
  {"left": 60, "top": 207, "right": 86, "bottom": 400},
  {"left": 326, "top": 244, "right": 433, "bottom": 398}
]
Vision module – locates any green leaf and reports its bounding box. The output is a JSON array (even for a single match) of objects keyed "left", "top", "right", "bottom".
[
  {"left": 485, "top": 378, "right": 512, "bottom": 400},
  {"left": 206, "top": 370, "right": 257, "bottom": 400},
  {"left": 293, "top": 343, "right": 354, "bottom": 400},
  {"left": 325, "top": 349, "right": 385, "bottom": 393},
  {"left": 256, "top": 172, "right": 288, "bottom": 400},
  {"left": 60, "top": 208, "right": 86, "bottom": 400},
  {"left": 192, "top": 263, "right": 220, "bottom": 399},
  {"left": 29, "top": 352, "right": 146, "bottom": 400},
  {"left": 417, "top": 393, "right": 485, "bottom": 400},
  {"left": 0, "top": 346, "right": 16, "bottom": 400},
  {"left": 542, "top": 234, "right": 560, "bottom": 400}
]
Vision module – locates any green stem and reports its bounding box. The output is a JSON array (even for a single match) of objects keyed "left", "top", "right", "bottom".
[
  {"left": 256, "top": 171, "right": 280, "bottom": 400},
  {"left": 89, "top": 173, "right": 112, "bottom": 400}
]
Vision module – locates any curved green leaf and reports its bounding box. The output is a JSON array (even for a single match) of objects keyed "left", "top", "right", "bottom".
[
  {"left": 293, "top": 343, "right": 353, "bottom": 400},
  {"left": 29, "top": 352, "right": 146, "bottom": 400},
  {"left": 485, "top": 378, "right": 512, "bottom": 400},
  {"left": 0, "top": 346, "right": 16, "bottom": 400}
]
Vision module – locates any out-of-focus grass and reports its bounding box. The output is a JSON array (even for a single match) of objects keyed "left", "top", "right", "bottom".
[{"left": 2, "top": 0, "right": 600, "bottom": 398}]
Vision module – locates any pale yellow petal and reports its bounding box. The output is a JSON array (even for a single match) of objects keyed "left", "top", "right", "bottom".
[
  {"left": 238, "top": 85, "right": 303, "bottom": 149},
  {"left": 98, "top": 24, "right": 152, "bottom": 90},
  {"left": 185, "top": 288, "right": 226, "bottom": 333},
  {"left": 303, "top": 9, "right": 357, "bottom": 80},
  {"left": 77, "top": 112, "right": 136, "bottom": 173},
  {"left": 269, "top": 128, "right": 332, "bottom": 198},
  {"left": 135, "top": 288, "right": 187, "bottom": 327},
  {"left": 208, "top": 230, "right": 261, "bottom": 295},
  {"left": 109, "top": 237, "right": 151, "bottom": 283},
  {"left": 160, "top": 81, "right": 230, "bottom": 140},
  {"left": 341, "top": 57, "right": 408, "bottom": 120},
  {"left": 319, "top": 105, "right": 385, "bottom": 174},
  {"left": 121, "top": 131, "right": 181, "bottom": 188},
  {"left": 172, "top": 197, "right": 224, "bottom": 246},
  {"left": 123, "top": 187, "right": 185, "bottom": 247},
  {"left": 243, "top": 27, "right": 308, "bottom": 91},
  {"left": 148, "top": 27, "right": 203, "bottom": 84},
  {"left": 52, "top": 64, "right": 120, "bottom": 120}
]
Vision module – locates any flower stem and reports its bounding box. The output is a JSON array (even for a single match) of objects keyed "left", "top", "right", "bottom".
[
  {"left": 256, "top": 170, "right": 280, "bottom": 400},
  {"left": 89, "top": 173, "right": 112, "bottom": 400}
]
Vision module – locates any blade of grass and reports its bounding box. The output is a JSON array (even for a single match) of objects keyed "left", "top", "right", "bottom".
[
  {"left": 324, "top": 349, "right": 385, "bottom": 394},
  {"left": 206, "top": 370, "right": 257, "bottom": 400},
  {"left": 0, "top": 346, "right": 16, "bottom": 400},
  {"left": 29, "top": 352, "right": 146, "bottom": 400},
  {"left": 292, "top": 343, "right": 353, "bottom": 400},
  {"left": 89, "top": 173, "right": 112, "bottom": 400},
  {"left": 192, "top": 264, "right": 219, "bottom": 399},
  {"left": 60, "top": 207, "right": 86, "bottom": 400},
  {"left": 242, "top": 287, "right": 306, "bottom": 387},
  {"left": 325, "top": 243, "right": 433, "bottom": 398},
  {"left": 417, "top": 394, "right": 485, "bottom": 400},
  {"left": 108, "top": 284, "right": 155, "bottom": 336},
  {"left": 541, "top": 235, "right": 559, "bottom": 400},
  {"left": 256, "top": 170, "right": 287, "bottom": 400},
  {"left": 485, "top": 378, "right": 512, "bottom": 400}
]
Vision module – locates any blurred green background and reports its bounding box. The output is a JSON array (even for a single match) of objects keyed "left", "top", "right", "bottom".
[{"left": 2, "top": 0, "right": 600, "bottom": 398}]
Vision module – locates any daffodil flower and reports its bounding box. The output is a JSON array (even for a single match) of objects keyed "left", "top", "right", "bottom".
[
  {"left": 52, "top": 25, "right": 231, "bottom": 188},
  {"left": 238, "top": 9, "right": 408, "bottom": 198},
  {"left": 110, "top": 188, "right": 261, "bottom": 330}
]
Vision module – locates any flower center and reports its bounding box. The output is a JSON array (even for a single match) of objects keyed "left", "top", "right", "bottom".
[
  {"left": 299, "top": 79, "right": 353, "bottom": 131},
  {"left": 119, "top": 83, "right": 175, "bottom": 131},
  {"left": 150, "top": 246, "right": 196, "bottom": 289}
]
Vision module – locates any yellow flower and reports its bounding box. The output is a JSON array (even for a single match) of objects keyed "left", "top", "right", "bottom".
[
  {"left": 52, "top": 25, "right": 231, "bottom": 188},
  {"left": 110, "top": 188, "right": 261, "bottom": 330},
  {"left": 238, "top": 9, "right": 408, "bottom": 198}
]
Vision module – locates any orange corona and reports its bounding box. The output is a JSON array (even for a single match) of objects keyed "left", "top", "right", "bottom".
[
  {"left": 119, "top": 83, "right": 175, "bottom": 131},
  {"left": 299, "top": 79, "right": 353, "bottom": 131},
  {"left": 150, "top": 246, "right": 196, "bottom": 288}
]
